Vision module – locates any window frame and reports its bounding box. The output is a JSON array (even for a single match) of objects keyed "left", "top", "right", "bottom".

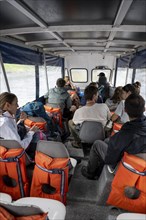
[{"left": 70, "top": 68, "right": 88, "bottom": 83}]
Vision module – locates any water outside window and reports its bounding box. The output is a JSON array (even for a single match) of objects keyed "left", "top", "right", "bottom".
[{"left": 1, "top": 64, "right": 62, "bottom": 107}]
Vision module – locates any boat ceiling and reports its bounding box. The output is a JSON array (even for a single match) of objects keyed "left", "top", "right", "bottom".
[{"left": 0, "top": 0, "right": 146, "bottom": 57}]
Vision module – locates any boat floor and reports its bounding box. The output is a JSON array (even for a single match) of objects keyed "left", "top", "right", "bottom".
[{"left": 65, "top": 140, "right": 121, "bottom": 220}]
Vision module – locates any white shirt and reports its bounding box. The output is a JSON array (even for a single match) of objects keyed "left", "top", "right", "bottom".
[
  {"left": 73, "top": 103, "right": 111, "bottom": 126},
  {"left": 0, "top": 111, "right": 34, "bottom": 149},
  {"left": 114, "top": 100, "right": 129, "bottom": 123}
]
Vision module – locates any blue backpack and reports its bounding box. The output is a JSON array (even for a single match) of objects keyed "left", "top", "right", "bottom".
[{"left": 21, "top": 101, "right": 55, "bottom": 135}]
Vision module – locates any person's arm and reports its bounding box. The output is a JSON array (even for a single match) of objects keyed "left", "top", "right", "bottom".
[
  {"left": 17, "top": 111, "right": 27, "bottom": 124},
  {"left": 111, "top": 113, "right": 119, "bottom": 122},
  {"left": 1, "top": 119, "right": 38, "bottom": 150},
  {"left": 111, "top": 101, "right": 123, "bottom": 122},
  {"left": 66, "top": 95, "right": 72, "bottom": 109},
  {"left": 72, "top": 109, "right": 80, "bottom": 125},
  {"left": 105, "top": 104, "right": 112, "bottom": 120}
]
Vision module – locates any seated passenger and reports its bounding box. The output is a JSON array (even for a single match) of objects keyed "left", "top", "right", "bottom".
[
  {"left": 64, "top": 76, "right": 77, "bottom": 91},
  {"left": 81, "top": 94, "right": 146, "bottom": 179},
  {"left": 44, "top": 78, "right": 76, "bottom": 119},
  {"left": 0, "top": 92, "right": 38, "bottom": 150},
  {"left": 111, "top": 84, "right": 137, "bottom": 124},
  {"left": 97, "top": 72, "right": 110, "bottom": 102},
  {"left": 80, "top": 82, "right": 103, "bottom": 106},
  {"left": 68, "top": 86, "right": 111, "bottom": 148},
  {"left": 105, "top": 86, "right": 123, "bottom": 111}
]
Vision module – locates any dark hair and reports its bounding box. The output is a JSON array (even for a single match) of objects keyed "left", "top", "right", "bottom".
[
  {"left": 0, "top": 92, "right": 17, "bottom": 111},
  {"left": 56, "top": 78, "right": 66, "bottom": 87},
  {"left": 133, "top": 81, "right": 141, "bottom": 94},
  {"left": 88, "top": 82, "right": 97, "bottom": 87},
  {"left": 125, "top": 94, "right": 145, "bottom": 118},
  {"left": 98, "top": 76, "right": 108, "bottom": 86},
  {"left": 111, "top": 86, "right": 123, "bottom": 103},
  {"left": 134, "top": 81, "right": 141, "bottom": 87},
  {"left": 84, "top": 86, "right": 98, "bottom": 101},
  {"left": 122, "top": 84, "right": 137, "bottom": 94},
  {"left": 98, "top": 72, "right": 105, "bottom": 77}
]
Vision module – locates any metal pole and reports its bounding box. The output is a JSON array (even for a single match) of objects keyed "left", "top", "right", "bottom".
[
  {"left": 43, "top": 53, "right": 49, "bottom": 92},
  {"left": 35, "top": 64, "right": 39, "bottom": 99},
  {"left": 0, "top": 53, "right": 10, "bottom": 92}
]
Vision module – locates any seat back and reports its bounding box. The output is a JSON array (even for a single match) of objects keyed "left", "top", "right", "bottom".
[
  {"left": 79, "top": 121, "right": 105, "bottom": 144},
  {"left": 107, "top": 152, "right": 146, "bottom": 213},
  {"left": 44, "top": 105, "right": 63, "bottom": 128},
  {"left": 0, "top": 201, "right": 48, "bottom": 219},
  {"left": 0, "top": 140, "right": 29, "bottom": 200},
  {"left": 30, "top": 141, "right": 70, "bottom": 204}
]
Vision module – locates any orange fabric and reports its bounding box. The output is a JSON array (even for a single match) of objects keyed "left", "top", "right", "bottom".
[
  {"left": 107, "top": 153, "right": 146, "bottom": 213},
  {"left": 111, "top": 123, "right": 122, "bottom": 136},
  {"left": 68, "top": 91, "right": 76, "bottom": 96},
  {"left": 0, "top": 206, "right": 15, "bottom": 220},
  {"left": 0, "top": 207, "right": 48, "bottom": 220},
  {"left": 24, "top": 118, "right": 47, "bottom": 131},
  {"left": 16, "top": 213, "right": 48, "bottom": 220},
  {"left": 0, "top": 146, "right": 29, "bottom": 200},
  {"left": 44, "top": 105, "right": 63, "bottom": 128},
  {"left": 30, "top": 151, "right": 69, "bottom": 204}
]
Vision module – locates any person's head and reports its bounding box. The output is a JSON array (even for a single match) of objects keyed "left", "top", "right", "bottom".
[
  {"left": 98, "top": 74, "right": 107, "bottom": 86},
  {"left": 0, "top": 92, "right": 18, "bottom": 115},
  {"left": 125, "top": 94, "right": 145, "bottom": 119},
  {"left": 98, "top": 72, "right": 105, "bottom": 77},
  {"left": 84, "top": 86, "right": 98, "bottom": 102},
  {"left": 56, "top": 78, "right": 66, "bottom": 88},
  {"left": 88, "top": 82, "right": 98, "bottom": 87},
  {"left": 122, "top": 84, "right": 137, "bottom": 100},
  {"left": 111, "top": 86, "right": 123, "bottom": 103},
  {"left": 64, "top": 76, "right": 70, "bottom": 83},
  {"left": 133, "top": 81, "right": 141, "bottom": 94}
]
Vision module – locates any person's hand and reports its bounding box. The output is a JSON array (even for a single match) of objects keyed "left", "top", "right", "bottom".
[
  {"left": 70, "top": 105, "right": 77, "bottom": 112},
  {"left": 30, "top": 125, "right": 39, "bottom": 133},
  {"left": 20, "top": 112, "right": 27, "bottom": 121}
]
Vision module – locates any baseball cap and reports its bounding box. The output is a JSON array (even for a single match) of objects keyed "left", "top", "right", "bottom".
[{"left": 97, "top": 72, "right": 105, "bottom": 77}]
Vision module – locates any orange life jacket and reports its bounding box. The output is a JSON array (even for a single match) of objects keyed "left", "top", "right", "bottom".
[
  {"left": 24, "top": 118, "right": 47, "bottom": 131},
  {"left": 44, "top": 105, "right": 63, "bottom": 128},
  {"left": 30, "top": 151, "right": 69, "bottom": 205},
  {"left": 111, "top": 123, "right": 122, "bottom": 136},
  {"left": 107, "top": 152, "right": 146, "bottom": 213},
  {"left": 0, "top": 146, "right": 29, "bottom": 200}
]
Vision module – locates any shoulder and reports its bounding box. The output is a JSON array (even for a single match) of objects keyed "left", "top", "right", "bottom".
[
  {"left": 0, "top": 116, "right": 10, "bottom": 127},
  {"left": 94, "top": 103, "right": 108, "bottom": 109}
]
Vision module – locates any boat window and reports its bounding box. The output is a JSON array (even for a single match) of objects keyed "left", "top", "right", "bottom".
[
  {"left": 47, "top": 66, "right": 62, "bottom": 89},
  {"left": 91, "top": 69, "right": 111, "bottom": 82},
  {"left": 3, "top": 64, "right": 35, "bottom": 107},
  {"left": 115, "top": 68, "right": 127, "bottom": 87},
  {"left": 39, "top": 66, "right": 47, "bottom": 97},
  {"left": 70, "top": 68, "right": 88, "bottom": 83},
  {"left": 65, "top": 68, "right": 69, "bottom": 76},
  {"left": 126, "top": 69, "right": 133, "bottom": 84},
  {"left": 135, "top": 69, "right": 146, "bottom": 101}
]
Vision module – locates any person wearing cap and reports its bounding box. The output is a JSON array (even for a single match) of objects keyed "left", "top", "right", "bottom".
[{"left": 97, "top": 72, "right": 110, "bottom": 102}]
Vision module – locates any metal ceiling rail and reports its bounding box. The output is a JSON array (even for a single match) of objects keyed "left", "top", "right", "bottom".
[
  {"left": 6, "top": 0, "right": 74, "bottom": 52},
  {"left": 1, "top": 25, "right": 145, "bottom": 37},
  {"left": 104, "top": 0, "right": 134, "bottom": 52},
  {"left": 25, "top": 39, "right": 146, "bottom": 46}
]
